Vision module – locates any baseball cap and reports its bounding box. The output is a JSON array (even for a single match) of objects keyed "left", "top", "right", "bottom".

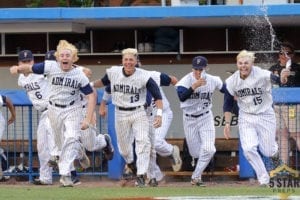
[
  {"left": 45, "top": 50, "right": 56, "bottom": 61},
  {"left": 18, "top": 50, "right": 33, "bottom": 62},
  {"left": 192, "top": 56, "right": 207, "bottom": 70}
]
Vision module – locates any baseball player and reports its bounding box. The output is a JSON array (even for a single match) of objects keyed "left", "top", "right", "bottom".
[
  {"left": 76, "top": 65, "right": 114, "bottom": 160},
  {"left": 100, "top": 71, "right": 182, "bottom": 187},
  {"left": 92, "top": 48, "right": 163, "bottom": 187},
  {"left": 176, "top": 56, "right": 225, "bottom": 187},
  {"left": 223, "top": 50, "right": 290, "bottom": 186},
  {"left": 0, "top": 95, "right": 15, "bottom": 142},
  {"left": 10, "top": 40, "right": 96, "bottom": 187},
  {"left": 146, "top": 70, "right": 182, "bottom": 186},
  {"left": 269, "top": 41, "right": 300, "bottom": 165},
  {"left": 100, "top": 88, "right": 138, "bottom": 180},
  {"left": 0, "top": 94, "right": 16, "bottom": 180},
  {"left": 16, "top": 50, "right": 56, "bottom": 185},
  {"left": 44, "top": 50, "right": 83, "bottom": 185}
]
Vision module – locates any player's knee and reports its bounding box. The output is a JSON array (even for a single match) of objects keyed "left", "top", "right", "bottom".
[
  {"left": 154, "top": 139, "right": 164, "bottom": 150},
  {"left": 203, "top": 147, "right": 216, "bottom": 157},
  {"left": 208, "top": 148, "right": 216, "bottom": 157}
]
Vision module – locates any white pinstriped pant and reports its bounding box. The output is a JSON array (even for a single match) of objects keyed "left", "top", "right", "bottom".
[
  {"left": 239, "top": 108, "right": 278, "bottom": 185},
  {"left": 37, "top": 110, "right": 55, "bottom": 183},
  {"left": 47, "top": 104, "right": 86, "bottom": 176},
  {"left": 183, "top": 111, "right": 216, "bottom": 180},
  {"left": 80, "top": 128, "right": 106, "bottom": 152},
  {"left": 80, "top": 109, "right": 106, "bottom": 152},
  {"left": 115, "top": 107, "right": 150, "bottom": 176},
  {"left": 147, "top": 107, "right": 174, "bottom": 180}
]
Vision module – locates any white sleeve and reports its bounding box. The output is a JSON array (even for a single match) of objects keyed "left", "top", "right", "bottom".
[
  {"left": 216, "top": 76, "right": 223, "bottom": 90},
  {"left": 225, "top": 77, "right": 235, "bottom": 96}
]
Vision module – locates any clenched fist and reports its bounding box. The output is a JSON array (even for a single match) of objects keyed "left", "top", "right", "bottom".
[{"left": 10, "top": 65, "right": 19, "bottom": 75}]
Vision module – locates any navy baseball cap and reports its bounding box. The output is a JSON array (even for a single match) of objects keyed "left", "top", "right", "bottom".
[
  {"left": 45, "top": 50, "right": 56, "bottom": 61},
  {"left": 18, "top": 50, "right": 33, "bottom": 62},
  {"left": 192, "top": 56, "right": 207, "bottom": 70}
]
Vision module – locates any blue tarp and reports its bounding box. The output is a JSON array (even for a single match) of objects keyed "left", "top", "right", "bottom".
[{"left": 272, "top": 87, "right": 300, "bottom": 104}]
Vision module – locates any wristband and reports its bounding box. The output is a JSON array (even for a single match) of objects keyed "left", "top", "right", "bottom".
[
  {"left": 156, "top": 109, "right": 163, "bottom": 116},
  {"left": 90, "top": 82, "right": 94, "bottom": 87}
]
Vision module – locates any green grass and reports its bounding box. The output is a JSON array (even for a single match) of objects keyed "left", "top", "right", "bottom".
[{"left": 0, "top": 185, "right": 299, "bottom": 200}]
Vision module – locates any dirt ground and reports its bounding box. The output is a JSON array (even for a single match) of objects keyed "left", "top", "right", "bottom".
[{"left": 0, "top": 174, "right": 259, "bottom": 188}]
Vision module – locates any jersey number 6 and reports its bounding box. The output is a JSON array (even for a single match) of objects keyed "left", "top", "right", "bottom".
[{"left": 35, "top": 91, "right": 42, "bottom": 99}]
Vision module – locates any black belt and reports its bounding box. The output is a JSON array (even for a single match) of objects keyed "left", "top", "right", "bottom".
[
  {"left": 117, "top": 106, "right": 141, "bottom": 111},
  {"left": 49, "top": 101, "right": 75, "bottom": 108},
  {"left": 185, "top": 111, "right": 209, "bottom": 118}
]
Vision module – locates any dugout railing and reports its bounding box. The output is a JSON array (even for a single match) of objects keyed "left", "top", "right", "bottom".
[{"left": 0, "top": 89, "right": 118, "bottom": 182}]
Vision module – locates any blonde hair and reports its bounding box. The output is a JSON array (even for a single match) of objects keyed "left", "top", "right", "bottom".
[
  {"left": 55, "top": 40, "right": 79, "bottom": 63},
  {"left": 236, "top": 50, "right": 255, "bottom": 63},
  {"left": 122, "top": 48, "right": 138, "bottom": 59}
]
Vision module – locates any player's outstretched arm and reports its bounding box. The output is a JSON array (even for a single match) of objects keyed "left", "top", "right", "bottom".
[
  {"left": 10, "top": 64, "right": 33, "bottom": 75},
  {"left": 99, "top": 90, "right": 111, "bottom": 117},
  {"left": 91, "top": 79, "right": 104, "bottom": 88},
  {"left": 4, "top": 96, "right": 16, "bottom": 125},
  {"left": 153, "top": 99, "right": 163, "bottom": 128},
  {"left": 81, "top": 92, "right": 96, "bottom": 130},
  {"left": 223, "top": 87, "right": 235, "bottom": 140},
  {"left": 223, "top": 111, "right": 232, "bottom": 140},
  {"left": 169, "top": 75, "right": 178, "bottom": 86},
  {"left": 99, "top": 100, "right": 107, "bottom": 117},
  {"left": 147, "top": 77, "right": 163, "bottom": 128}
]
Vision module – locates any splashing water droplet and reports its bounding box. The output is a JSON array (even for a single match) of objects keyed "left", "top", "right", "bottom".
[{"left": 240, "top": 4, "right": 280, "bottom": 69}]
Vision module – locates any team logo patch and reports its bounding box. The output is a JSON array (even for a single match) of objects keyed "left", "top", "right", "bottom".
[
  {"left": 196, "top": 58, "right": 202, "bottom": 65},
  {"left": 23, "top": 51, "right": 28, "bottom": 59}
]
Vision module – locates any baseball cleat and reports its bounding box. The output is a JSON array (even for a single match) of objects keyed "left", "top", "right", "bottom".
[
  {"left": 122, "top": 163, "right": 137, "bottom": 180},
  {"left": 191, "top": 178, "right": 206, "bottom": 187},
  {"left": 148, "top": 178, "right": 158, "bottom": 187},
  {"left": 0, "top": 176, "right": 9, "bottom": 182},
  {"left": 59, "top": 176, "right": 73, "bottom": 187},
  {"left": 71, "top": 170, "right": 81, "bottom": 185},
  {"left": 103, "top": 134, "right": 114, "bottom": 160},
  {"left": 71, "top": 176, "right": 81, "bottom": 186},
  {"left": 135, "top": 175, "right": 146, "bottom": 188},
  {"left": 171, "top": 145, "right": 182, "bottom": 172},
  {"left": 33, "top": 178, "right": 52, "bottom": 185},
  {"left": 79, "top": 151, "right": 90, "bottom": 169}
]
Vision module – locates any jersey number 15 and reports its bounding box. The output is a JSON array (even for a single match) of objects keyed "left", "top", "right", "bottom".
[{"left": 253, "top": 96, "right": 262, "bottom": 105}]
